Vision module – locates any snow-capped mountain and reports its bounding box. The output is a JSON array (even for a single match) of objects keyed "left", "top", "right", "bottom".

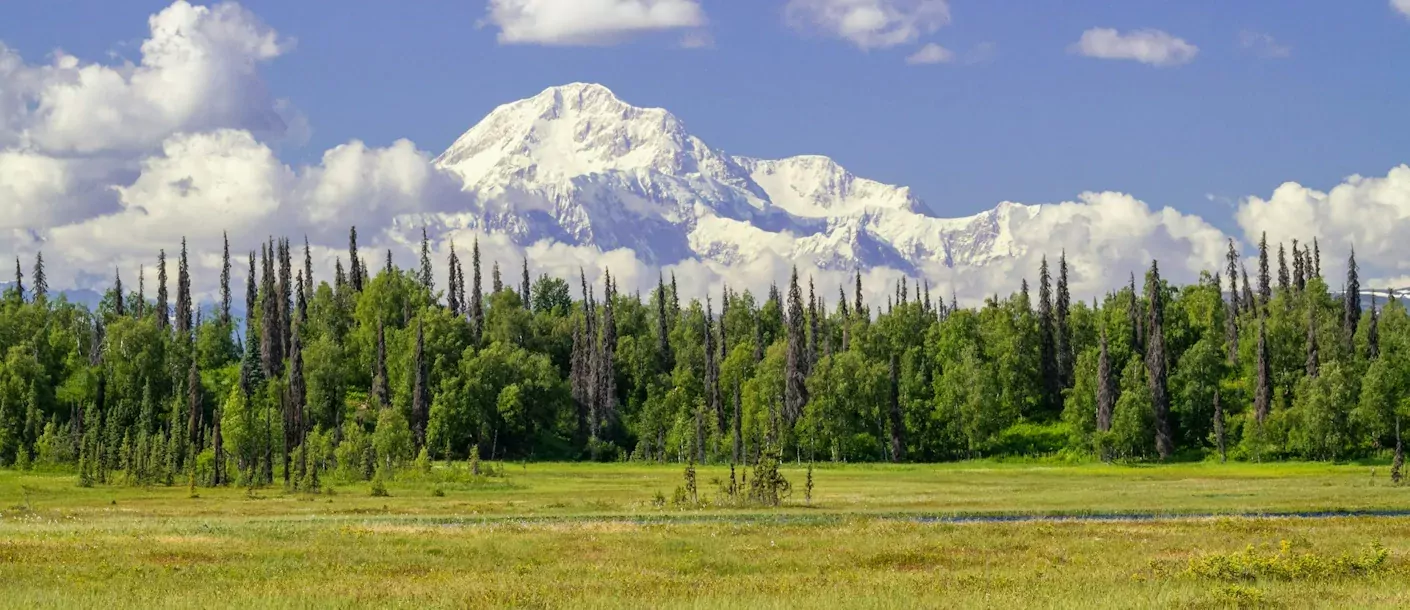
[{"left": 433, "top": 83, "right": 1037, "bottom": 272}]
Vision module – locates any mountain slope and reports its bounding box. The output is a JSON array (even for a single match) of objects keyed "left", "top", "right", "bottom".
[{"left": 433, "top": 83, "right": 1038, "bottom": 271}]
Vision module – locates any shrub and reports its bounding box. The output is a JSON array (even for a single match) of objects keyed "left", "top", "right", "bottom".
[{"left": 1187, "top": 540, "right": 1388, "bottom": 582}]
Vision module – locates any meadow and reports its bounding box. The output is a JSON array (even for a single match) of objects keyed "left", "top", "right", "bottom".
[{"left": 2, "top": 461, "right": 1409, "bottom": 608}]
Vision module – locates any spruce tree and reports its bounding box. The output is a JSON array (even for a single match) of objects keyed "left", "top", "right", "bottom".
[
  {"left": 1038, "top": 257, "right": 1059, "bottom": 412},
  {"left": 806, "top": 277, "right": 819, "bottom": 370},
  {"left": 31, "top": 251, "right": 46, "bottom": 303},
  {"left": 286, "top": 321, "right": 307, "bottom": 485},
  {"left": 1056, "top": 252, "right": 1072, "bottom": 387},
  {"left": 1313, "top": 237, "right": 1322, "bottom": 278},
  {"left": 135, "top": 265, "right": 146, "bottom": 319},
  {"left": 220, "top": 233, "right": 232, "bottom": 324},
  {"left": 570, "top": 315, "right": 588, "bottom": 447},
  {"left": 470, "top": 239, "right": 484, "bottom": 340},
  {"left": 280, "top": 239, "right": 294, "bottom": 361},
  {"left": 176, "top": 238, "right": 192, "bottom": 335},
  {"left": 242, "top": 252, "right": 259, "bottom": 389},
  {"left": 1240, "top": 265, "right": 1256, "bottom": 314},
  {"left": 492, "top": 261, "right": 502, "bottom": 294},
  {"left": 10, "top": 257, "right": 21, "bottom": 302},
  {"left": 259, "top": 244, "right": 279, "bottom": 380},
  {"left": 1225, "top": 277, "right": 1240, "bottom": 367},
  {"left": 301, "top": 236, "right": 313, "bottom": 306},
  {"left": 521, "top": 258, "right": 531, "bottom": 307},
  {"left": 1226, "top": 239, "right": 1240, "bottom": 317},
  {"left": 411, "top": 318, "right": 428, "bottom": 450},
  {"left": 656, "top": 273, "right": 672, "bottom": 372},
  {"left": 113, "top": 268, "right": 126, "bottom": 317},
  {"left": 384, "top": 248, "right": 393, "bottom": 276},
  {"left": 1344, "top": 246, "right": 1361, "bottom": 346},
  {"left": 455, "top": 246, "right": 466, "bottom": 317},
  {"left": 704, "top": 297, "right": 720, "bottom": 431},
  {"left": 784, "top": 266, "right": 808, "bottom": 425},
  {"left": 1292, "top": 238, "right": 1305, "bottom": 292},
  {"left": 596, "top": 272, "right": 618, "bottom": 440},
  {"left": 888, "top": 353, "right": 905, "bottom": 462},
  {"left": 670, "top": 272, "right": 680, "bottom": 321},
  {"left": 156, "top": 249, "right": 169, "bottom": 330},
  {"left": 419, "top": 228, "right": 434, "bottom": 291},
  {"left": 1277, "top": 243, "right": 1290, "bottom": 293},
  {"left": 854, "top": 269, "right": 864, "bottom": 318},
  {"left": 446, "top": 243, "right": 461, "bottom": 315},
  {"left": 1257, "top": 232, "right": 1271, "bottom": 308},
  {"left": 1255, "top": 318, "right": 1272, "bottom": 425},
  {"left": 348, "top": 226, "right": 363, "bottom": 292},
  {"left": 1145, "top": 261, "right": 1173, "bottom": 460}
]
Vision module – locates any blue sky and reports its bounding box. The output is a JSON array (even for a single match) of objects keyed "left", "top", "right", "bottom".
[
  {"left": 6, "top": 0, "right": 1407, "bottom": 230},
  {"left": 4, "top": 1, "right": 1410, "bottom": 300}
]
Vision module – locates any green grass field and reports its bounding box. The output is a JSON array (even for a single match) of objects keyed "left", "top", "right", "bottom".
[{"left": 2, "top": 462, "right": 1409, "bottom": 608}]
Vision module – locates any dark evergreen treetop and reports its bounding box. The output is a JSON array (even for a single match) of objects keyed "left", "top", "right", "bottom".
[
  {"left": 220, "top": 232, "right": 232, "bottom": 325},
  {"left": 1257, "top": 232, "right": 1271, "bottom": 308},
  {"left": 156, "top": 249, "right": 169, "bottom": 330},
  {"left": 1344, "top": 246, "right": 1361, "bottom": 341},
  {"left": 348, "top": 226, "right": 363, "bottom": 293},
  {"left": 31, "top": 251, "right": 46, "bottom": 302}
]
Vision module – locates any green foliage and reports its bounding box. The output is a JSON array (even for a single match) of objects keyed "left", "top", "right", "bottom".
[
  {"left": 2, "top": 236, "right": 1407, "bottom": 486},
  {"left": 1186, "top": 540, "right": 1388, "bottom": 582}
]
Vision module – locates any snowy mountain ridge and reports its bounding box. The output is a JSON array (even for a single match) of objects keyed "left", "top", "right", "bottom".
[{"left": 432, "top": 82, "right": 1038, "bottom": 272}]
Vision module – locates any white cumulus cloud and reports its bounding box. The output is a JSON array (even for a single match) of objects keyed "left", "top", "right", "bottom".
[
  {"left": 484, "top": 0, "right": 707, "bottom": 46},
  {"left": 906, "top": 43, "right": 954, "bottom": 65},
  {"left": 1394, "top": 0, "right": 1410, "bottom": 19},
  {"left": 785, "top": 0, "right": 951, "bottom": 50},
  {"left": 2, "top": 1, "right": 292, "bottom": 155},
  {"left": 1236, "top": 166, "right": 1410, "bottom": 286},
  {"left": 1070, "top": 28, "right": 1198, "bottom": 67}
]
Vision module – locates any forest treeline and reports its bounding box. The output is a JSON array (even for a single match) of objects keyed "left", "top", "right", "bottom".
[{"left": 0, "top": 228, "right": 1405, "bottom": 488}]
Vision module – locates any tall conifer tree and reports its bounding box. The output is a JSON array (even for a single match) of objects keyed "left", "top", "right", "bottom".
[
  {"left": 1344, "top": 246, "right": 1361, "bottom": 346},
  {"left": 156, "top": 249, "right": 169, "bottom": 330},
  {"left": 1257, "top": 232, "right": 1271, "bottom": 308},
  {"left": 220, "top": 233, "right": 232, "bottom": 325},
  {"left": 470, "top": 239, "right": 484, "bottom": 340},
  {"left": 656, "top": 273, "right": 672, "bottom": 373},
  {"left": 1038, "top": 257, "right": 1059, "bottom": 412},
  {"left": 1277, "top": 243, "right": 1290, "bottom": 293},
  {"left": 419, "top": 228, "right": 434, "bottom": 291},
  {"left": 113, "top": 269, "right": 126, "bottom": 317},
  {"left": 1056, "top": 252, "right": 1072, "bottom": 387},
  {"left": 31, "top": 252, "right": 46, "bottom": 303},
  {"left": 348, "top": 226, "right": 362, "bottom": 292},
  {"left": 175, "top": 238, "right": 192, "bottom": 335},
  {"left": 1146, "top": 261, "right": 1173, "bottom": 460},
  {"left": 784, "top": 267, "right": 808, "bottom": 425}
]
